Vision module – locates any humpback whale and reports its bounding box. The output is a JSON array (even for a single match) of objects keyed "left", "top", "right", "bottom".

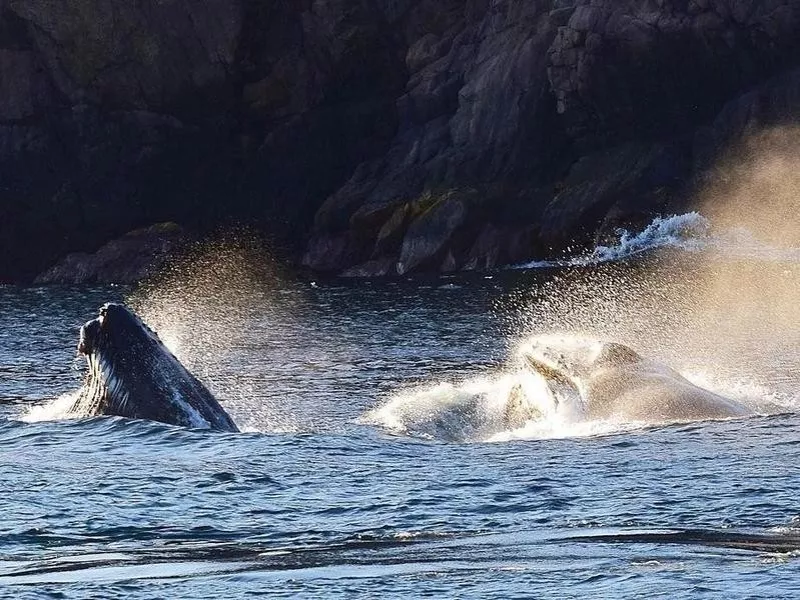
[
  {"left": 521, "top": 338, "right": 752, "bottom": 423},
  {"left": 69, "top": 303, "right": 238, "bottom": 431}
]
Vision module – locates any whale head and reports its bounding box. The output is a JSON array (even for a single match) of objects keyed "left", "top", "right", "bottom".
[{"left": 72, "top": 303, "right": 238, "bottom": 431}]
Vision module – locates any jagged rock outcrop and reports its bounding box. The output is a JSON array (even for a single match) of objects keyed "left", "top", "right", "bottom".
[
  {"left": 1, "top": 0, "right": 799, "bottom": 282},
  {"left": 34, "top": 223, "right": 192, "bottom": 284}
]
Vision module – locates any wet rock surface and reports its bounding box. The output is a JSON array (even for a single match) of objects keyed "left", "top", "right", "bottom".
[{"left": 1, "top": 0, "right": 799, "bottom": 281}]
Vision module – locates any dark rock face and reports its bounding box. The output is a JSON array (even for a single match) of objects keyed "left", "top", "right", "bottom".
[
  {"left": 0, "top": 0, "right": 404, "bottom": 282},
  {"left": 548, "top": 0, "right": 800, "bottom": 148},
  {"left": 34, "top": 223, "right": 192, "bottom": 285},
  {"left": 397, "top": 190, "right": 471, "bottom": 274},
  {"left": 538, "top": 140, "right": 694, "bottom": 250},
  {"left": 2, "top": 0, "right": 800, "bottom": 282},
  {"left": 7, "top": 0, "right": 242, "bottom": 111},
  {"left": 303, "top": 0, "right": 800, "bottom": 275},
  {"left": 303, "top": 0, "right": 573, "bottom": 273}
]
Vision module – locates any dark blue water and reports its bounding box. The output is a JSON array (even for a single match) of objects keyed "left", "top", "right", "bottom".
[{"left": 1, "top": 258, "right": 799, "bottom": 598}]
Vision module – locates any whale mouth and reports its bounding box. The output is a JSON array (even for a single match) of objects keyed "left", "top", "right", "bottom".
[
  {"left": 521, "top": 343, "right": 582, "bottom": 390},
  {"left": 516, "top": 339, "right": 599, "bottom": 409}
]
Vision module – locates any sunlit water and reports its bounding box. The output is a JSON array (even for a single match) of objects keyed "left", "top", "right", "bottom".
[{"left": 1, "top": 218, "right": 799, "bottom": 598}]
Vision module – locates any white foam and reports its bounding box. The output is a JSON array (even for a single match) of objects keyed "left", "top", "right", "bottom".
[
  {"left": 511, "top": 212, "right": 800, "bottom": 269},
  {"left": 513, "top": 213, "right": 711, "bottom": 269},
  {"left": 21, "top": 390, "right": 82, "bottom": 423},
  {"left": 361, "top": 372, "right": 559, "bottom": 442},
  {"left": 588, "top": 212, "right": 710, "bottom": 263}
]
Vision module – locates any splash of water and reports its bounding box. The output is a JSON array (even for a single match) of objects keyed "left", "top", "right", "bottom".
[
  {"left": 514, "top": 211, "right": 800, "bottom": 270},
  {"left": 360, "top": 370, "right": 563, "bottom": 442},
  {"left": 364, "top": 332, "right": 786, "bottom": 443},
  {"left": 589, "top": 213, "right": 710, "bottom": 263},
  {"left": 22, "top": 391, "right": 81, "bottom": 423},
  {"left": 126, "top": 231, "right": 309, "bottom": 434},
  {"left": 513, "top": 212, "right": 711, "bottom": 269}
]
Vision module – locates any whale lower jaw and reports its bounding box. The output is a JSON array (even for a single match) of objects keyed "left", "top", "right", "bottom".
[
  {"left": 70, "top": 353, "right": 130, "bottom": 418},
  {"left": 71, "top": 350, "right": 215, "bottom": 429},
  {"left": 522, "top": 353, "right": 583, "bottom": 397}
]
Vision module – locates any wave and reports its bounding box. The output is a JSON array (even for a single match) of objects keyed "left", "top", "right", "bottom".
[
  {"left": 565, "top": 527, "right": 800, "bottom": 553},
  {"left": 590, "top": 212, "right": 711, "bottom": 263},
  {"left": 17, "top": 388, "right": 303, "bottom": 435},
  {"left": 0, "top": 523, "right": 466, "bottom": 586},
  {"left": 512, "top": 212, "right": 800, "bottom": 269}
]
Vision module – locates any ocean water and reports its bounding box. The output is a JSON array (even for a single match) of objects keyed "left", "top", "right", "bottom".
[{"left": 1, "top": 215, "right": 799, "bottom": 598}]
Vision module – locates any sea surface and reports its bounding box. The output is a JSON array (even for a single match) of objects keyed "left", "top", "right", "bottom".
[{"left": 1, "top": 215, "right": 799, "bottom": 598}]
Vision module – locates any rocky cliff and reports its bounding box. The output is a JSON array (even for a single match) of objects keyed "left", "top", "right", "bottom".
[{"left": 1, "top": 0, "right": 799, "bottom": 282}]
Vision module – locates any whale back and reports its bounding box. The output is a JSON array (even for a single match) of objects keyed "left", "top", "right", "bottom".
[
  {"left": 71, "top": 303, "right": 238, "bottom": 431},
  {"left": 584, "top": 350, "right": 751, "bottom": 422}
]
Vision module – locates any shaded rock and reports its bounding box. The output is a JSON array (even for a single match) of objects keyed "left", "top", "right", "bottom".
[
  {"left": 397, "top": 190, "right": 472, "bottom": 275},
  {"left": 2, "top": 0, "right": 800, "bottom": 282},
  {"left": 349, "top": 163, "right": 428, "bottom": 232},
  {"left": 373, "top": 203, "right": 413, "bottom": 257},
  {"left": 440, "top": 249, "right": 458, "bottom": 272},
  {"left": 301, "top": 232, "right": 371, "bottom": 273},
  {"left": 0, "top": 49, "right": 52, "bottom": 120},
  {"left": 312, "top": 160, "right": 386, "bottom": 233},
  {"left": 463, "top": 223, "right": 542, "bottom": 269},
  {"left": 34, "top": 223, "right": 192, "bottom": 284},
  {"left": 304, "top": 0, "right": 572, "bottom": 276},
  {"left": 547, "top": 0, "right": 800, "bottom": 148},
  {"left": 0, "top": 0, "right": 409, "bottom": 282},
  {"left": 448, "top": 1, "right": 562, "bottom": 180},
  {"left": 693, "top": 67, "right": 800, "bottom": 172},
  {"left": 505, "top": 226, "right": 541, "bottom": 265},
  {"left": 463, "top": 224, "right": 505, "bottom": 270},
  {"left": 7, "top": 0, "right": 242, "bottom": 111},
  {"left": 340, "top": 256, "right": 397, "bottom": 278}
]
